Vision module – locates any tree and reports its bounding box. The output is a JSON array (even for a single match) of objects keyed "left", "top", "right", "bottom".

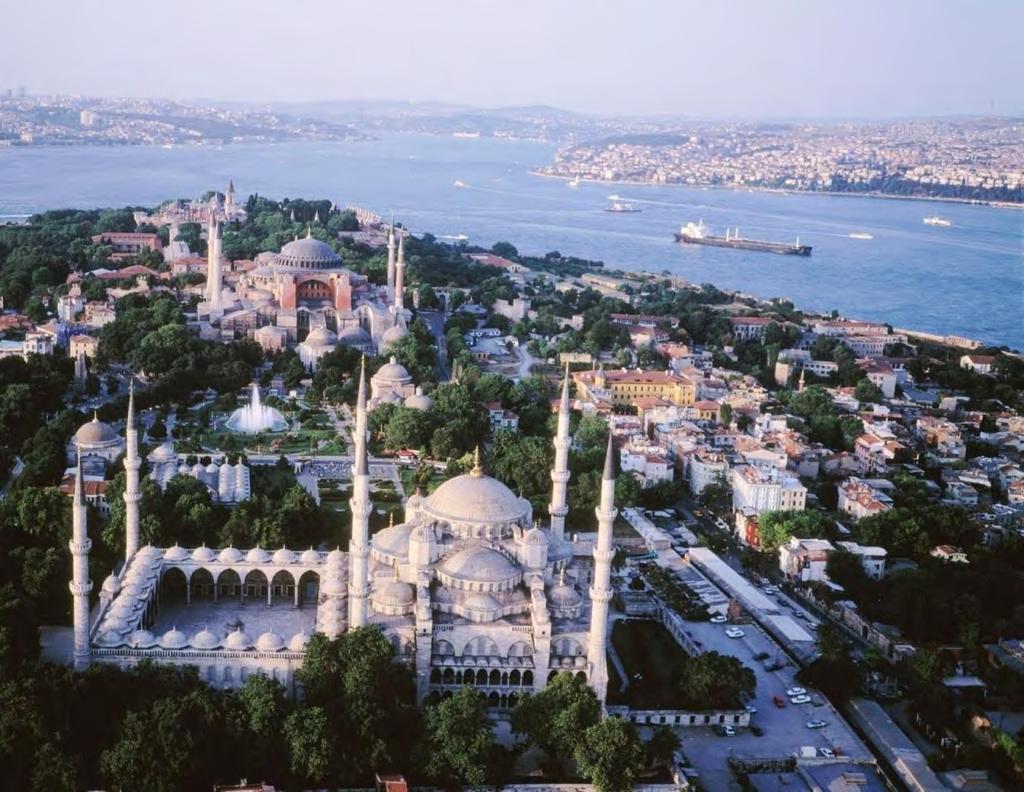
[
  {"left": 646, "top": 725, "right": 680, "bottom": 768},
  {"left": 574, "top": 717, "right": 646, "bottom": 792},
  {"left": 423, "top": 686, "right": 498, "bottom": 788},
  {"left": 284, "top": 705, "right": 333, "bottom": 786},
  {"left": 384, "top": 406, "right": 435, "bottom": 451},
  {"left": 491, "top": 241, "right": 519, "bottom": 259},
  {"left": 854, "top": 378, "right": 883, "bottom": 403},
  {"left": 510, "top": 672, "right": 600, "bottom": 764},
  {"left": 718, "top": 402, "right": 733, "bottom": 427},
  {"left": 678, "top": 651, "right": 756, "bottom": 709},
  {"left": 235, "top": 673, "right": 288, "bottom": 779},
  {"left": 700, "top": 480, "right": 732, "bottom": 516},
  {"left": 757, "top": 510, "right": 833, "bottom": 551}
]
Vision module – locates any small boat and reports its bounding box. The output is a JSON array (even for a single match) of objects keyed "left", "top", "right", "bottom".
[
  {"left": 607, "top": 194, "right": 621, "bottom": 201},
  {"left": 924, "top": 216, "right": 951, "bottom": 227},
  {"left": 453, "top": 180, "right": 466, "bottom": 188},
  {"left": 848, "top": 232, "right": 873, "bottom": 240},
  {"left": 568, "top": 174, "right": 581, "bottom": 188},
  {"left": 604, "top": 201, "right": 642, "bottom": 213}
]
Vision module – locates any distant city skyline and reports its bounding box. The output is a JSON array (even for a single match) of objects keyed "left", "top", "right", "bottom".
[{"left": 4, "top": 0, "right": 1023, "bottom": 119}]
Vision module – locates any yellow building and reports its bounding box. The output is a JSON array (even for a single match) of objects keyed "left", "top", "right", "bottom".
[{"left": 574, "top": 367, "right": 696, "bottom": 408}]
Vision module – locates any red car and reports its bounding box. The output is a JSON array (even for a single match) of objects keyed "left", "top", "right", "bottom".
[{"left": 773, "top": 696, "right": 786, "bottom": 708}]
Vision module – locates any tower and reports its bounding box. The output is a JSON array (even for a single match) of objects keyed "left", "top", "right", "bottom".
[
  {"left": 548, "top": 365, "right": 572, "bottom": 542},
  {"left": 797, "top": 365, "right": 806, "bottom": 392},
  {"left": 206, "top": 216, "right": 223, "bottom": 311},
  {"left": 386, "top": 223, "right": 396, "bottom": 299},
  {"left": 348, "top": 358, "right": 372, "bottom": 628},
  {"left": 393, "top": 232, "right": 405, "bottom": 314},
  {"left": 123, "top": 380, "right": 141, "bottom": 561},
  {"left": 69, "top": 454, "right": 93, "bottom": 670},
  {"left": 225, "top": 179, "right": 236, "bottom": 213},
  {"left": 587, "top": 433, "right": 617, "bottom": 702},
  {"left": 74, "top": 349, "right": 87, "bottom": 384}
]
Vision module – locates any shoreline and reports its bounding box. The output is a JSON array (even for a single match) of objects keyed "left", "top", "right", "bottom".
[{"left": 528, "top": 168, "right": 1024, "bottom": 210}]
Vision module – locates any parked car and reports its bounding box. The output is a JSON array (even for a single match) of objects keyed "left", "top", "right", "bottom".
[
  {"left": 791, "top": 695, "right": 812, "bottom": 705},
  {"left": 725, "top": 627, "right": 745, "bottom": 639},
  {"left": 773, "top": 696, "right": 786, "bottom": 708},
  {"left": 745, "top": 704, "right": 757, "bottom": 714},
  {"left": 754, "top": 651, "right": 770, "bottom": 661},
  {"left": 806, "top": 719, "right": 828, "bottom": 729},
  {"left": 710, "top": 615, "right": 727, "bottom": 624},
  {"left": 716, "top": 724, "right": 736, "bottom": 737},
  {"left": 819, "top": 748, "right": 835, "bottom": 758},
  {"left": 786, "top": 687, "right": 807, "bottom": 697}
]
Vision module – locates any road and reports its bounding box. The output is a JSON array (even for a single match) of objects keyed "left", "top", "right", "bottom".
[{"left": 418, "top": 309, "right": 450, "bottom": 381}]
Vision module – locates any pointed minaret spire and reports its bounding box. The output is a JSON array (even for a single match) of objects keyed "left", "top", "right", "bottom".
[
  {"left": 548, "top": 365, "right": 572, "bottom": 542},
  {"left": 348, "top": 356, "right": 371, "bottom": 628},
  {"left": 393, "top": 232, "right": 406, "bottom": 314},
  {"left": 386, "top": 224, "right": 396, "bottom": 299},
  {"left": 70, "top": 452, "right": 93, "bottom": 670},
  {"left": 123, "top": 379, "right": 141, "bottom": 560},
  {"left": 471, "top": 445, "right": 483, "bottom": 477},
  {"left": 587, "top": 429, "right": 617, "bottom": 703}
]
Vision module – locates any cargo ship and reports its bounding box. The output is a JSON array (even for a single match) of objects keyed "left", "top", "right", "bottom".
[
  {"left": 604, "top": 201, "right": 642, "bottom": 213},
  {"left": 674, "top": 221, "right": 811, "bottom": 256}
]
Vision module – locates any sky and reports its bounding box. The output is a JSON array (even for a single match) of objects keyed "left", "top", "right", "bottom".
[{"left": 4, "top": 0, "right": 1022, "bottom": 119}]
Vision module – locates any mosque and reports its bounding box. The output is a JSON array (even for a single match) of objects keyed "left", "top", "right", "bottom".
[
  {"left": 67, "top": 367, "right": 619, "bottom": 708},
  {"left": 198, "top": 193, "right": 412, "bottom": 364}
]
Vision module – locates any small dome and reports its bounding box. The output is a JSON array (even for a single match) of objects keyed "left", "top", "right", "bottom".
[
  {"left": 404, "top": 387, "right": 434, "bottom": 411},
  {"left": 438, "top": 545, "right": 522, "bottom": 589},
  {"left": 301, "top": 548, "right": 321, "bottom": 565},
  {"left": 326, "top": 547, "right": 345, "bottom": 567},
  {"left": 219, "top": 546, "right": 243, "bottom": 563},
  {"left": 272, "top": 547, "right": 297, "bottom": 565},
  {"left": 96, "top": 630, "right": 127, "bottom": 647},
  {"left": 523, "top": 526, "right": 549, "bottom": 546},
  {"left": 164, "top": 543, "right": 189, "bottom": 562},
  {"left": 75, "top": 415, "right": 118, "bottom": 445},
  {"left": 380, "top": 323, "right": 409, "bottom": 348},
  {"left": 373, "top": 356, "right": 412, "bottom": 384},
  {"left": 303, "top": 326, "right": 337, "bottom": 348},
  {"left": 246, "top": 546, "right": 271, "bottom": 564},
  {"left": 288, "top": 631, "right": 312, "bottom": 651},
  {"left": 192, "top": 544, "right": 216, "bottom": 563},
  {"left": 138, "top": 545, "right": 162, "bottom": 561},
  {"left": 463, "top": 592, "right": 500, "bottom": 615},
  {"left": 224, "top": 628, "right": 253, "bottom": 651},
  {"left": 373, "top": 578, "right": 415, "bottom": 608},
  {"left": 128, "top": 629, "right": 157, "bottom": 649},
  {"left": 190, "top": 628, "right": 221, "bottom": 650},
  {"left": 549, "top": 579, "right": 582, "bottom": 609},
  {"left": 256, "top": 631, "right": 285, "bottom": 652},
  {"left": 101, "top": 574, "right": 121, "bottom": 595},
  {"left": 321, "top": 574, "right": 346, "bottom": 596},
  {"left": 159, "top": 627, "right": 188, "bottom": 649},
  {"left": 409, "top": 523, "right": 434, "bottom": 543},
  {"left": 150, "top": 442, "right": 176, "bottom": 462},
  {"left": 100, "top": 615, "right": 131, "bottom": 634},
  {"left": 337, "top": 325, "right": 371, "bottom": 345},
  {"left": 372, "top": 521, "right": 413, "bottom": 560}
]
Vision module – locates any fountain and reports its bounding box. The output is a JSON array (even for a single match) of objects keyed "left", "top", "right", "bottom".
[{"left": 225, "top": 383, "right": 287, "bottom": 434}]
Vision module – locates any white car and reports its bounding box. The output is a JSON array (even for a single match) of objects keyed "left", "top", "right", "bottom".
[
  {"left": 745, "top": 704, "right": 757, "bottom": 714},
  {"left": 806, "top": 719, "right": 828, "bottom": 729},
  {"left": 819, "top": 748, "right": 835, "bottom": 758},
  {"left": 786, "top": 687, "right": 807, "bottom": 697},
  {"left": 710, "top": 615, "right": 728, "bottom": 624},
  {"left": 725, "top": 627, "right": 745, "bottom": 639},
  {"left": 790, "top": 695, "right": 812, "bottom": 705}
]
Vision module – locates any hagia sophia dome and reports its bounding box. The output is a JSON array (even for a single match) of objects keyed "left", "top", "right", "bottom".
[{"left": 273, "top": 236, "right": 343, "bottom": 271}]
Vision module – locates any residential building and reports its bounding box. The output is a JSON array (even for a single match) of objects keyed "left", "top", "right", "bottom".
[
  {"left": 729, "top": 316, "right": 773, "bottom": 341},
  {"left": 930, "top": 545, "right": 969, "bottom": 563},
  {"left": 620, "top": 449, "right": 672, "bottom": 488},
  {"left": 486, "top": 402, "right": 519, "bottom": 433},
  {"left": 90, "top": 232, "right": 163, "bottom": 260},
  {"left": 688, "top": 449, "right": 729, "bottom": 495},
  {"left": 730, "top": 464, "right": 807, "bottom": 515},
  {"left": 835, "top": 541, "right": 888, "bottom": 580},
  {"left": 858, "top": 359, "right": 897, "bottom": 399},
  {"left": 573, "top": 367, "right": 696, "bottom": 408},
  {"left": 779, "top": 537, "right": 835, "bottom": 582},
  {"left": 960, "top": 354, "right": 997, "bottom": 375},
  {"left": 69, "top": 334, "right": 99, "bottom": 359},
  {"left": 838, "top": 477, "right": 893, "bottom": 520}
]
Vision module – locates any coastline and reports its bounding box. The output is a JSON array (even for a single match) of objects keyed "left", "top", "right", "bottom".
[{"left": 528, "top": 168, "right": 1024, "bottom": 210}]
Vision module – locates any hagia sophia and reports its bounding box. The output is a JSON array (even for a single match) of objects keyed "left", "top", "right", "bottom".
[{"left": 67, "top": 365, "right": 620, "bottom": 708}]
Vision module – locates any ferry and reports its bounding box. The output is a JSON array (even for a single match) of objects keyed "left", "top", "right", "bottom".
[
  {"left": 848, "top": 232, "right": 873, "bottom": 240},
  {"left": 604, "top": 201, "right": 642, "bottom": 213},
  {"left": 453, "top": 180, "right": 466, "bottom": 188},
  {"left": 568, "top": 174, "right": 581, "bottom": 188},
  {"left": 924, "top": 216, "right": 952, "bottom": 227},
  {"left": 675, "top": 220, "right": 811, "bottom": 256}
]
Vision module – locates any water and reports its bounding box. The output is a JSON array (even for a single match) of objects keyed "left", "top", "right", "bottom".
[
  {"left": 0, "top": 135, "right": 1020, "bottom": 348},
  {"left": 225, "top": 384, "right": 286, "bottom": 434}
]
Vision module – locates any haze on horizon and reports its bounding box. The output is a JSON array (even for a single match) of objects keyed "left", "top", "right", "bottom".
[{"left": 5, "top": 0, "right": 1022, "bottom": 119}]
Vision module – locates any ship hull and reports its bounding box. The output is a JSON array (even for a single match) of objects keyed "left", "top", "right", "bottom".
[{"left": 674, "top": 233, "right": 811, "bottom": 256}]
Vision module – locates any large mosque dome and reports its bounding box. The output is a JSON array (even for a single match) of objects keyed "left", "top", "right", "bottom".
[
  {"left": 423, "top": 466, "right": 529, "bottom": 529},
  {"left": 274, "top": 236, "right": 343, "bottom": 270}
]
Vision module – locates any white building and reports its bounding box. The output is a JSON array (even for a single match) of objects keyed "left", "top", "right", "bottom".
[
  {"left": 688, "top": 450, "right": 729, "bottom": 495},
  {"left": 835, "top": 541, "right": 887, "bottom": 580},
  {"left": 730, "top": 464, "right": 807, "bottom": 515},
  {"left": 837, "top": 477, "right": 893, "bottom": 520},
  {"left": 778, "top": 537, "right": 834, "bottom": 582}
]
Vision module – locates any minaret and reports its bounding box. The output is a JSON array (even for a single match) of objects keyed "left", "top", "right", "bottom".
[
  {"left": 206, "top": 215, "right": 222, "bottom": 308},
  {"left": 123, "top": 380, "right": 141, "bottom": 561},
  {"left": 797, "top": 365, "right": 806, "bottom": 393},
  {"left": 348, "top": 358, "right": 372, "bottom": 629},
  {"left": 393, "top": 232, "right": 405, "bottom": 314},
  {"left": 386, "top": 224, "right": 396, "bottom": 299},
  {"left": 69, "top": 454, "right": 93, "bottom": 670},
  {"left": 548, "top": 365, "right": 572, "bottom": 542},
  {"left": 587, "top": 434, "right": 617, "bottom": 702}
]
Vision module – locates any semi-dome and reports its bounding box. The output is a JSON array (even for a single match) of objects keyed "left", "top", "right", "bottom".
[
  {"left": 192, "top": 544, "right": 216, "bottom": 563},
  {"left": 150, "top": 442, "right": 176, "bottom": 462},
  {"left": 219, "top": 546, "right": 243, "bottom": 563},
  {"left": 224, "top": 628, "right": 253, "bottom": 650},
  {"left": 288, "top": 631, "right": 312, "bottom": 651},
  {"left": 374, "top": 577, "right": 415, "bottom": 607},
  {"left": 300, "top": 548, "right": 321, "bottom": 565},
  {"left": 462, "top": 592, "right": 500, "bottom": 616},
  {"left": 191, "top": 628, "right": 221, "bottom": 650},
  {"left": 256, "top": 631, "right": 285, "bottom": 652},
  {"left": 128, "top": 629, "right": 157, "bottom": 649},
  {"left": 164, "top": 543, "right": 189, "bottom": 562},
  {"left": 523, "top": 526, "right": 549, "bottom": 546},
  {"left": 100, "top": 614, "right": 131, "bottom": 634},
  {"left": 404, "top": 387, "right": 434, "bottom": 411},
  {"left": 372, "top": 521, "right": 413, "bottom": 560},
  {"left": 96, "top": 629, "right": 127, "bottom": 647},
  {"left": 273, "top": 547, "right": 297, "bottom": 565},
  {"left": 303, "top": 327, "right": 337, "bottom": 348},
  {"left": 409, "top": 523, "right": 434, "bottom": 543},
  {"left": 373, "top": 356, "right": 412, "bottom": 385},
  {"left": 246, "top": 546, "right": 271, "bottom": 564},
  {"left": 548, "top": 578, "right": 582, "bottom": 610},
  {"left": 424, "top": 468, "right": 529, "bottom": 527},
  {"left": 438, "top": 545, "right": 522, "bottom": 589},
  {"left": 338, "top": 325, "right": 371, "bottom": 345},
  {"left": 75, "top": 414, "right": 118, "bottom": 445},
  {"left": 101, "top": 574, "right": 121, "bottom": 595},
  {"left": 380, "top": 322, "right": 409, "bottom": 349},
  {"left": 275, "top": 235, "right": 343, "bottom": 270},
  {"left": 159, "top": 627, "right": 188, "bottom": 649}
]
